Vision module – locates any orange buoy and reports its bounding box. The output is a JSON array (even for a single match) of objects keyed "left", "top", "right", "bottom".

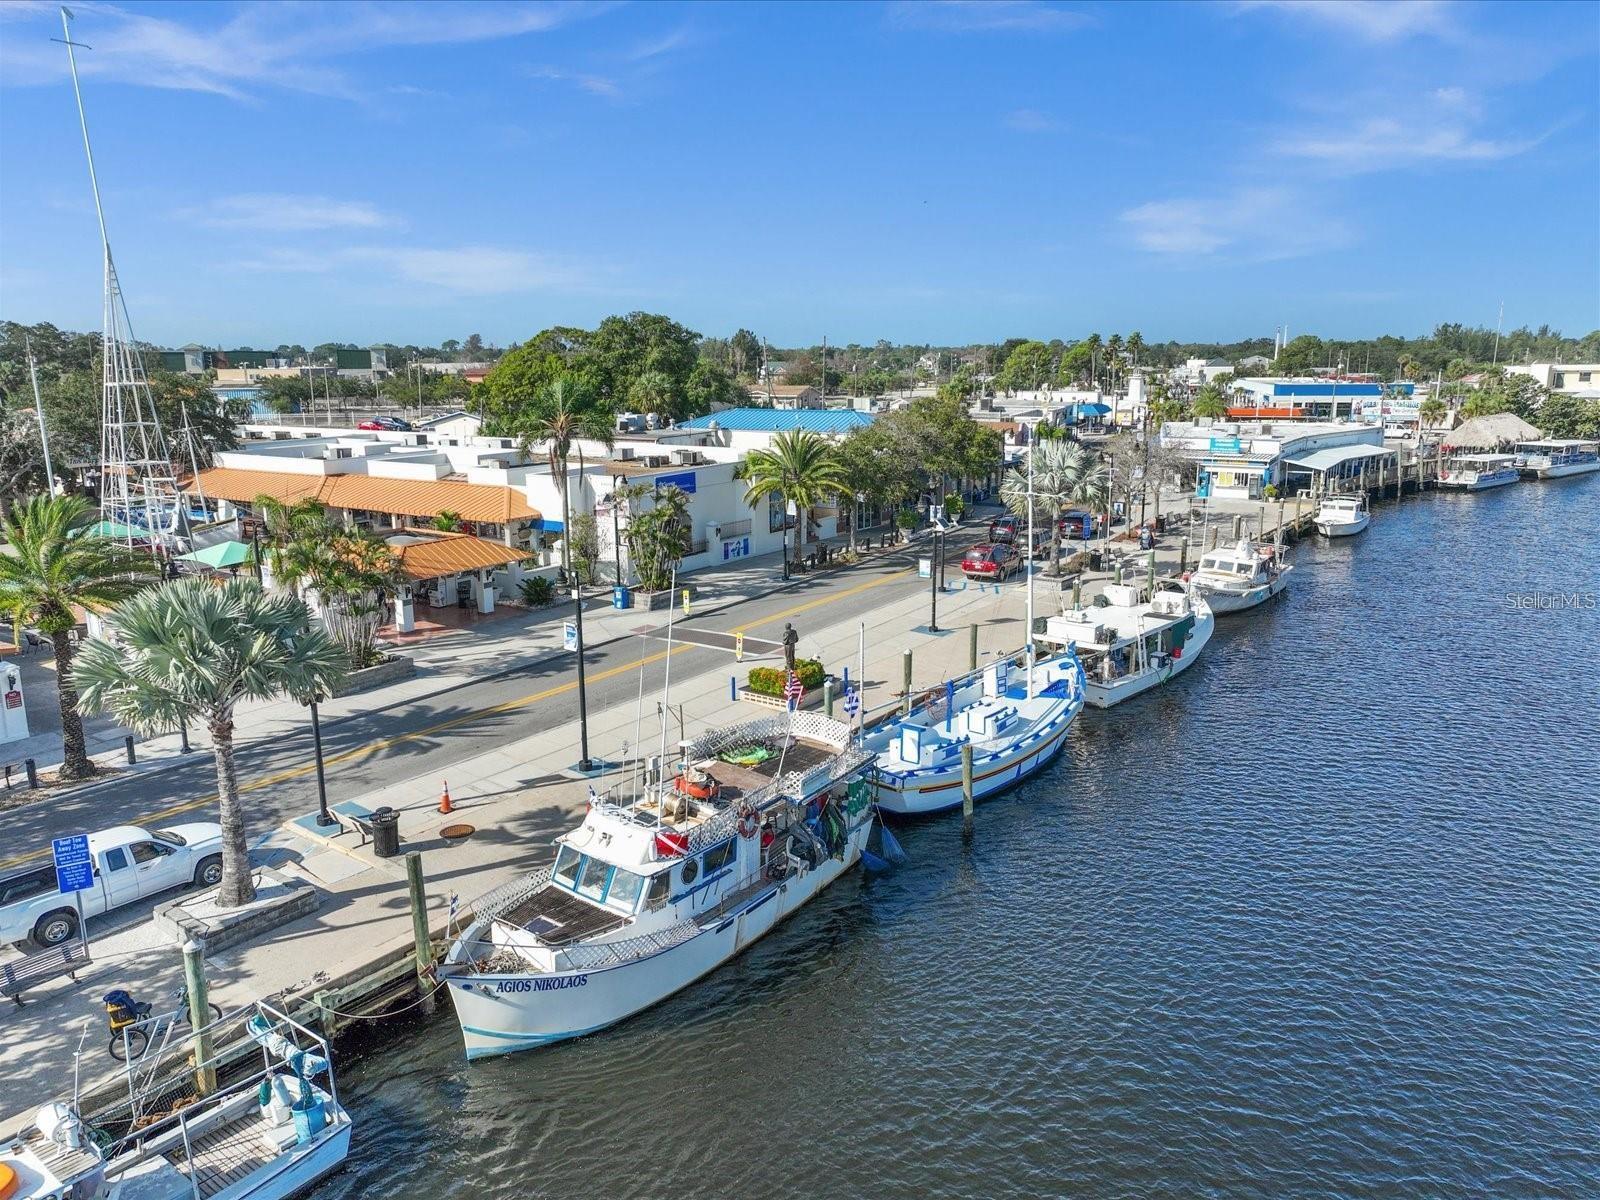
[
  {"left": 438, "top": 781, "right": 454, "bottom": 815},
  {"left": 0, "top": 1162, "right": 18, "bottom": 1200}
]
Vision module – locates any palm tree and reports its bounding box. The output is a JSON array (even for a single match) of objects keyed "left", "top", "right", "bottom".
[
  {"left": 276, "top": 531, "right": 403, "bottom": 667},
  {"left": 619, "top": 482, "right": 693, "bottom": 591},
  {"left": 1419, "top": 396, "right": 1447, "bottom": 429},
  {"left": 74, "top": 578, "right": 346, "bottom": 907},
  {"left": 741, "top": 429, "right": 847, "bottom": 572},
  {"left": 999, "top": 440, "right": 1109, "bottom": 575},
  {"left": 0, "top": 495, "right": 158, "bottom": 779},
  {"left": 514, "top": 374, "right": 615, "bottom": 583},
  {"left": 1127, "top": 331, "right": 1145, "bottom": 367}
]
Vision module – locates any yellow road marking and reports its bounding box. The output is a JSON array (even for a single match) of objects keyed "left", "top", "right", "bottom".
[{"left": 0, "top": 566, "right": 914, "bottom": 871}]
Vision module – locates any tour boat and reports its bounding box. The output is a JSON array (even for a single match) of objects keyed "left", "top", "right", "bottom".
[
  {"left": 440, "top": 712, "right": 874, "bottom": 1060},
  {"left": 1032, "top": 581, "right": 1214, "bottom": 709},
  {"left": 863, "top": 649, "right": 1085, "bottom": 815},
  {"left": 1313, "top": 494, "right": 1370, "bottom": 537},
  {"left": 1188, "top": 538, "right": 1293, "bottom": 615},
  {"left": 1439, "top": 452, "right": 1522, "bottom": 491},
  {"left": 1515, "top": 439, "right": 1600, "bottom": 480},
  {"left": 1, "top": 1002, "right": 351, "bottom": 1200}
]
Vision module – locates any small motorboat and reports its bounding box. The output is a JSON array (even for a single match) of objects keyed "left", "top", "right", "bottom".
[
  {"left": 1313, "top": 494, "right": 1370, "bottom": 537},
  {"left": 1188, "top": 538, "right": 1292, "bottom": 615}
]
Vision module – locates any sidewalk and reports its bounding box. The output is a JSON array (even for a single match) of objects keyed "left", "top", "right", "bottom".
[{"left": 0, "top": 555, "right": 1030, "bottom": 1132}]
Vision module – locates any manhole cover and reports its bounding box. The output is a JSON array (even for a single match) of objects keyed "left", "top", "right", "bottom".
[{"left": 440, "top": 823, "right": 476, "bottom": 840}]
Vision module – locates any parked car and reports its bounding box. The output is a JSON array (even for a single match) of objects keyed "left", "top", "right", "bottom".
[
  {"left": 988, "top": 515, "right": 1020, "bottom": 544},
  {"left": 357, "top": 416, "right": 412, "bottom": 432},
  {"left": 961, "top": 543, "right": 1018, "bottom": 581},
  {"left": 1059, "top": 510, "right": 1098, "bottom": 539},
  {"left": 0, "top": 823, "right": 224, "bottom": 950}
]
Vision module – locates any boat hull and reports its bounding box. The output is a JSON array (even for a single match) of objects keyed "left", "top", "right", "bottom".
[
  {"left": 1441, "top": 472, "right": 1519, "bottom": 491},
  {"left": 1082, "top": 601, "right": 1214, "bottom": 709},
  {"left": 445, "top": 819, "right": 871, "bottom": 1060},
  {"left": 1315, "top": 513, "right": 1369, "bottom": 537},
  {"left": 872, "top": 702, "right": 1078, "bottom": 814},
  {"left": 1526, "top": 459, "right": 1600, "bottom": 479},
  {"left": 1194, "top": 571, "right": 1288, "bottom": 615}
]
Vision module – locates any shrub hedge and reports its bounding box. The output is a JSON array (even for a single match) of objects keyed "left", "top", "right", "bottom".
[{"left": 748, "top": 658, "right": 825, "bottom": 696}]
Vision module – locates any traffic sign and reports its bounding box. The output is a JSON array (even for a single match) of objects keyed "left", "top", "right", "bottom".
[
  {"left": 734, "top": 632, "right": 745, "bottom": 662},
  {"left": 53, "top": 834, "right": 93, "bottom": 894}
]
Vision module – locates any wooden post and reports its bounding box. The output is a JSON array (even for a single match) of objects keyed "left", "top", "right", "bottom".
[
  {"left": 1230, "top": 514, "right": 1243, "bottom": 541},
  {"left": 182, "top": 939, "right": 216, "bottom": 1096},
  {"left": 313, "top": 988, "right": 339, "bottom": 1039},
  {"left": 961, "top": 743, "right": 974, "bottom": 837},
  {"left": 968, "top": 623, "right": 978, "bottom": 673},
  {"left": 406, "top": 852, "right": 437, "bottom": 1014},
  {"left": 1277, "top": 496, "right": 1286, "bottom": 539},
  {"left": 901, "top": 649, "right": 913, "bottom": 716},
  {"left": 1178, "top": 541, "right": 1188, "bottom": 575},
  {"left": 1208, "top": 525, "right": 1219, "bottom": 550},
  {"left": 823, "top": 679, "right": 835, "bottom": 718}
]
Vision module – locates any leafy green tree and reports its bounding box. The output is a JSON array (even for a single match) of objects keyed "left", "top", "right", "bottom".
[
  {"left": 999, "top": 440, "right": 1109, "bottom": 575},
  {"left": 512, "top": 374, "right": 616, "bottom": 581},
  {"left": 478, "top": 343, "right": 568, "bottom": 432},
  {"left": 1418, "top": 397, "right": 1448, "bottom": 428},
  {"left": 1534, "top": 392, "right": 1600, "bottom": 439},
  {"left": 276, "top": 530, "right": 402, "bottom": 667},
  {"left": 730, "top": 329, "right": 763, "bottom": 379},
  {"left": 588, "top": 312, "right": 701, "bottom": 411},
  {"left": 742, "top": 429, "right": 847, "bottom": 561},
  {"left": 568, "top": 513, "right": 602, "bottom": 585},
  {"left": 996, "top": 340, "right": 1054, "bottom": 393},
  {"left": 620, "top": 482, "right": 692, "bottom": 591},
  {"left": 685, "top": 359, "right": 744, "bottom": 415},
  {"left": 259, "top": 375, "right": 311, "bottom": 415},
  {"left": 0, "top": 495, "right": 159, "bottom": 778},
  {"left": 74, "top": 578, "right": 346, "bottom": 906}
]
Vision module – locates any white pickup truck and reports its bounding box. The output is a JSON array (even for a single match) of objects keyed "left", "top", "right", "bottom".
[{"left": 0, "top": 823, "right": 224, "bottom": 950}]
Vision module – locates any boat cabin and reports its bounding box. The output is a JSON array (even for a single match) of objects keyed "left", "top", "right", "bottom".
[
  {"left": 1196, "top": 540, "right": 1277, "bottom": 584},
  {"left": 1039, "top": 583, "right": 1196, "bottom": 683},
  {"left": 1515, "top": 439, "right": 1599, "bottom": 469}
]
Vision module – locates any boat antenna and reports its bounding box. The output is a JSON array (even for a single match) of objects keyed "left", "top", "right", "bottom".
[
  {"left": 26, "top": 338, "right": 60, "bottom": 496},
  {"left": 654, "top": 563, "right": 680, "bottom": 830},
  {"left": 1025, "top": 419, "right": 1035, "bottom": 699},
  {"left": 631, "top": 631, "right": 648, "bottom": 807}
]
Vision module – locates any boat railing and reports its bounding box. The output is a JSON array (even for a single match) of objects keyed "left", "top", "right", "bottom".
[
  {"left": 463, "top": 866, "right": 554, "bottom": 928},
  {"left": 560, "top": 917, "right": 701, "bottom": 970}
]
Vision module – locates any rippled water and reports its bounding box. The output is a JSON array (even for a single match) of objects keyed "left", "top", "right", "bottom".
[{"left": 323, "top": 478, "right": 1600, "bottom": 1200}]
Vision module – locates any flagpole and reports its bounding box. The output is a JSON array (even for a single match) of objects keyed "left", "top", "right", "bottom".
[
  {"left": 1025, "top": 423, "right": 1036, "bottom": 699},
  {"left": 655, "top": 565, "right": 679, "bottom": 830}
]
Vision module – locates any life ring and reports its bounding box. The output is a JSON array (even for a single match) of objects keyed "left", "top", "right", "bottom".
[
  {"left": 0, "top": 1163, "right": 17, "bottom": 1200},
  {"left": 738, "top": 808, "right": 760, "bottom": 839},
  {"left": 675, "top": 774, "right": 717, "bottom": 800}
]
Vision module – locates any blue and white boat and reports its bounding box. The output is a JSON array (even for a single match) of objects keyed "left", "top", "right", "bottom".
[
  {"left": 1439, "top": 452, "right": 1521, "bottom": 491},
  {"left": 864, "top": 650, "right": 1085, "bottom": 815},
  {"left": 440, "top": 712, "right": 874, "bottom": 1060},
  {"left": 1515, "top": 438, "right": 1600, "bottom": 480}
]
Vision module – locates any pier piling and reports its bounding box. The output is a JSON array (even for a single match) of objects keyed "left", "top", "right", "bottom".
[
  {"left": 182, "top": 939, "right": 216, "bottom": 1096},
  {"left": 902, "top": 649, "right": 913, "bottom": 716},
  {"left": 406, "top": 853, "right": 437, "bottom": 1014},
  {"left": 824, "top": 679, "right": 835, "bottom": 718},
  {"left": 961, "top": 743, "right": 974, "bottom": 837},
  {"left": 969, "top": 623, "right": 978, "bottom": 672}
]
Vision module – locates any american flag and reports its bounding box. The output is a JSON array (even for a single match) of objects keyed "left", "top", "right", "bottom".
[{"left": 784, "top": 671, "right": 805, "bottom": 706}]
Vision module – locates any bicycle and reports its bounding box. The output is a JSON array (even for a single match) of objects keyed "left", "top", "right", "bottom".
[{"left": 104, "top": 986, "right": 224, "bottom": 1062}]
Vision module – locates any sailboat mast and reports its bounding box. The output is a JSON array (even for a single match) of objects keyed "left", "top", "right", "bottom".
[
  {"left": 1025, "top": 423, "right": 1035, "bottom": 698},
  {"left": 655, "top": 564, "right": 680, "bottom": 829},
  {"left": 26, "top": 341, "right": 59, "bottom": 496}
]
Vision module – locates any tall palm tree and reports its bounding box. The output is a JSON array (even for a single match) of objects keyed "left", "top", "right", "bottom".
[
  {"left": 1127, "top": 331, "right": 1145, "bottom": 367},
  {"left": 514, "top": 374, "right": 616, "bottom": 582},
  {"left": 276, "top": 530, "right": 403, "bottom": 667},
  {"left": 74, "top": 578, "right": 346, "bottom": 907},
  {"left": 741, "top": 429, "right": 847, "bottom": 569},
  {"left": 999, "top": 440, "right": 1109, "bottom": 575},
  {"left": 0, "top": 495, "right": 158, "bottom": 779}
]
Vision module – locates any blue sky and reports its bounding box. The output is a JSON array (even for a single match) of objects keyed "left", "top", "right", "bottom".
[{"left": 1, "top": 0, "right": 1595, "bottom": 348}]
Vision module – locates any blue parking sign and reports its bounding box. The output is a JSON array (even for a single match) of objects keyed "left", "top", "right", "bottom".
[{"left": 53, "top": 834, "right": 93, "bottom": 894}]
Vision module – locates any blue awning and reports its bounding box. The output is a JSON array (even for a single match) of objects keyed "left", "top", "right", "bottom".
[
  {"left": 536, "top": 518, "right": 564, "bottom": 533},
  {"left": 1062, "top": 402, "right": 1112, "bottom": 421}
]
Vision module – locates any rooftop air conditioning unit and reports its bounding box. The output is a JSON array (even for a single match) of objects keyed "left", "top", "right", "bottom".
[
  {"left": 645, "top": 455, "right": 670, "bottom": 468},
  {"left": 615, "top": 447, "right": 635, "bottom": 460}
]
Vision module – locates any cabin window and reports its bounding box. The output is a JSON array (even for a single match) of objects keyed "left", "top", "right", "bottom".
[
  {"left": 576, "top": 856, "right": 612, "bottom": 901},
  {"left": 681, "top": 858, "right": 699, "bottom": 886},
  {"left": 553, "top": 845, "right": 582, "bottom": 889},
  {"left": 645, "top": 873, "right": 670, "bottom": 910},
  {"left": 606, "top": 869, "right": 645, "bottom": 912},
  {"left": 103, "top": 848, "right": 129, "bottom": 871},
  {"left": 702, "top": 839, "right": 736, "bottom": 874}
]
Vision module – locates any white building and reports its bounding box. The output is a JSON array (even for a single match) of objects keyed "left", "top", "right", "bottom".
[
  {"left": 1160, "top": 420, "right": 1392, "bottom": 501},
  {"left": 1172, "top": 358, "right": 1234, "bottom": 388},
  {"left": 1505, "top": 362, "right": 1600, "bottom": 396}
]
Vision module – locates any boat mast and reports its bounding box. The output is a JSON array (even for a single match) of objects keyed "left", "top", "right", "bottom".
[
  {"left": 654, "top": 564, "right": 680, "bottom": 828},
  {"left": 60, "top": 6, "right": 183, "bottom": 553},
  {"left": 1025, "top": 419, "right": 1035, "bottom": 699},
  {"left": 26, "top": 339, "right": 59, "bottom": 496}
]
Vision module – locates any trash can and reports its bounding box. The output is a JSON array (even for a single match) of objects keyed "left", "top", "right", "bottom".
[
  {"left": 370, "top": 806, "right": 400, "bottom": 858},
  {"left": 612, "top": 585, "right": 631, "bottom": 610},
  {"left": 1089, "top": 549, "right": 1104, "bottom": 571}
]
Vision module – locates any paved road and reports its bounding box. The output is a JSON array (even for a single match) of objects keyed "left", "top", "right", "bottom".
[{"left": 3, "top": 528, "right": 993, "bottom": 870}]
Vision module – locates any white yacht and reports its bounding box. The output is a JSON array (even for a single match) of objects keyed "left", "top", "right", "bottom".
[
  {"left": 1515, "top": 439, "right": 1600, "bottom": 480},
  {"left": 1313, "top": 494, "right": 1370, "bottom": 537},
  {"left": 1, "top": 1002, "right": 351, "bottom": 1200},
  {"left": 1439, "top": 452, "right": 1521, "bottom": 491},
  {"left": 1033, "top": 581, "right": 1214, "bottom": 708},
  {"left": 1188, "top": 539, "right": 1292, "bottom": 615},
  {"left": 440, "top": 712, "right": 874, "bottom": 1059},
  {"left": 864, "top": 650, "right": 1085, "bottom": 815}
]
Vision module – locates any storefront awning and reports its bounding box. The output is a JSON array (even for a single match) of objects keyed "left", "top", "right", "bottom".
[{"left": 1284, "top": 445, "right": 1395, "bottom": 472}]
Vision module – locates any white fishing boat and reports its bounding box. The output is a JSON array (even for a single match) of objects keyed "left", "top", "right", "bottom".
[
  {"left": 864, "top": 650, "right": 1085, "bottom": 815},
  {"left": 440, "top": 711, "right": 874, "bottom": 1060},
  {"left": 1, "top": 1002, "right": 351, "bottom": 1200},
  {"left": 1439, "top": 452, "right": 1521, "bottom": 491},
  {"left": 1514, "top": 438, "right": 1600, "bottom": 480},
  {"left": 1033, "top": 581, "right": 1214, "bottom": 709},
  {"left": 1313, "top": 494, "right": 1370, "bottom": 537},
  {"left": 1188, "top": 538, "right": 1292, "bottom": 615}
]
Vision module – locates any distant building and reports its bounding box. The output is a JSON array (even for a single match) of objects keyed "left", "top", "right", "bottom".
[
  {"left": 1228, "top": 378, "right": 1417, "bottom": 423},
  {"left": 1172, "top": 358, "right": 1234, "bottom": 388},
  {"left": 417, "top": 410, "right": 484, "bottom": 440},
  {"left": 1235, "top": 354, "right": 1272, "bottom": 372},
  {"left": 1505, "top": 362, "right": 1600, "bottom": 396},
  {"left": 677, "top": 407, "right": 872, "bottom": 452},
  {"left": 754, "top": 384, "right": 823, "bottom": 410},
  {"left": 1160, "top": 421, "right": 1393, "bottom": 501}
]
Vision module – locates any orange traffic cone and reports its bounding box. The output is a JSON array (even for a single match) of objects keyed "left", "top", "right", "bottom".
[{"left": 438, "top": 781, "right": 454, "bottom": 815}]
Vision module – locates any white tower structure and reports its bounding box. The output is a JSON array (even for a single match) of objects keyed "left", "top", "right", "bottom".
[{"left": 60, "top": 7, "right": 184, "bottom": 549}]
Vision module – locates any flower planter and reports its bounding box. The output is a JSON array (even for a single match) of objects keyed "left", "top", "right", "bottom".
[
  {"left": 328, "top": 653, "right": 415, "bottom": 698},
  {"left": 738, "top": 685, "right": 823, "bottom": 711},
  {"left": 629, "top": 589, "right": 677, "bottom": 611}
]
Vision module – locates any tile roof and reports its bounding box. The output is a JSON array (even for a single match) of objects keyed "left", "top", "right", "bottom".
[
  {"left": 388, "top": 532, "right": 533, "bottom": 581},
  {"left": 192, "top": 468, "right": 539, "bottom": 524},
  {"left": 677, "top": 408, "right": 874, "bottom": 434}
]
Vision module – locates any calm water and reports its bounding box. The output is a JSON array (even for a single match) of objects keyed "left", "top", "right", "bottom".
[{"left": 323, "top": 477, "right": 1600, "bottom": 1200}]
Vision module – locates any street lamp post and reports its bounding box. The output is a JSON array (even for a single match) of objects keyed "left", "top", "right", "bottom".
[
  {"left": 573, "top": 580, "right": 592, "bottom": 771},
  {"left": 308, "top": 693, "right": 333, "bottom": 826}
]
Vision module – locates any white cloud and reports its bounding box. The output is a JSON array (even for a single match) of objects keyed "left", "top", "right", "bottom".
[
  {"left": 1004, "top": 108, "right": 1058, "bottom": 133},
  {"left": 1274, "top": 116, "right": 1534, "bottom": 170},
  {"left": 1120, "top": 187, "right": 1353, "bottom": 261},
  {"left": 1233, "top": 1, "right": 1457, "bottom": 43},
  {"left": 0, "top": 2, "right": 605, "bottom": 101},
  {"left": 887, "top": 2, "right": 1093, "bottom": 34},
  {"left": 527, "top": 65, "right": 623, "bottom": 99},
  {"left": 190, "top": 194, "right": 401, "bottom": 233},
  {"left": 625, "top": 27, "right": 698, "bottom": 62}
]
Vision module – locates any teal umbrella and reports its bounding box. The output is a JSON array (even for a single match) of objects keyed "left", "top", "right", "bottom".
[
  {"left": 177, "top": 540, "right": 255, "bottom": 569},
  {"left": 77, "top": 520, "right": 145, "bottom": 540}
]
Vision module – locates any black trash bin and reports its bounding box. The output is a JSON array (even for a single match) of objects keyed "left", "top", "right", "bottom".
[
  {"left": 370, "top": 806, "right": 400, "bottom": 858},
  {"left": 1089, "top": 549, "right": 1104, "bottom": 571}
]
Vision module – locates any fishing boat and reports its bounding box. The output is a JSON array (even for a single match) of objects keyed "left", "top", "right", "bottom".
[
  {"left": 439, "top": 711, "right": 874, "bottom": 1060},
  {"left": 1033, "top": 581, "right": 1214, "bottom": 709},
  {"left": 864, "top": 649, "right": 1085, "bottom": 815},
  {"left": 1, "top": 1001, "right": 351, "bottom": 1200},
  {"left": 1514, "top": 438, "right": 1600, "bottom": 480},
  {"left": 1439, "top": 452, "right": 1521, "bottom": 491},
  {"left": 1313, "top": 493, "right": 1370, "bottom": 537},
  {"left": 1188, "top": 538, "right": 1292, "bottom": 615}
]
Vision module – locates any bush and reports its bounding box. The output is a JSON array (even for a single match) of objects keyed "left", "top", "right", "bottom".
[
  {"left": 942, "top": 492, "right": 965, "bottom": 520},
  {"left": 1262, "top": 484, "right": 1280, "bottom": 501},
  {"left": 520, "top": 576, "right": 556, "bottom": 606},
  {"left": 894, "top": 508, "right": 918, "bottom": 531},
  {"left": 748, "top": 658, "right": 825, "bottom": 697}
]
